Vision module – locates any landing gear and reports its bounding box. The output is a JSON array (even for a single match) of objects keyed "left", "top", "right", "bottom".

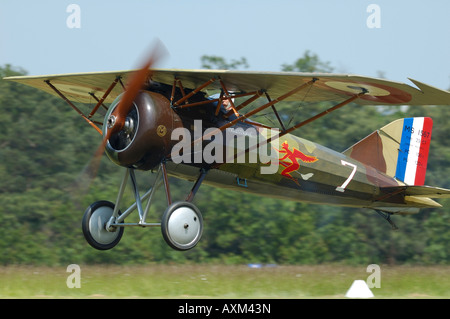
[
  {"left": 81, "top": 162, "right": 206, "bottom": 251},
  {"left": 82, "top": 201, "right": 124, "bottom": 250},
  {"left": 161, "top": 201, "right": 203, "bottom": 251}
]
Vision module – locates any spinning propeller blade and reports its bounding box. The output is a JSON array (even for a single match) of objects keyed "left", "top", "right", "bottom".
[
  {"left": 79, "top": 40, "right": 168, "bottom": 191},
  {"left": 105, "top": 39, "right": 168, "bottom": 147}
]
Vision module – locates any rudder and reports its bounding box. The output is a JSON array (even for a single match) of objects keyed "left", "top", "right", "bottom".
[
  {"left": 343, "top": 117, "right": 433, "bottom": 186},
  {"left": 394, "top": 117, "right": 433, "bottom": 185}
]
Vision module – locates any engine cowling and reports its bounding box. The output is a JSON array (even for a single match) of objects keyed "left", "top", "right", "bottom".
[{"left": 103, "top": 91, "right": 182, "bottom": 170}]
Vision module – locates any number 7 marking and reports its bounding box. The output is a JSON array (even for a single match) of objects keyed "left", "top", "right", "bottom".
[{"left": 336, "top": 160, "right": 357, "bottom": 192}]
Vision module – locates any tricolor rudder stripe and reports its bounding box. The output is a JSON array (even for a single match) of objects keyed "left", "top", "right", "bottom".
[{"left": 395, "top": 117, "right": 433, "bottom": 186}]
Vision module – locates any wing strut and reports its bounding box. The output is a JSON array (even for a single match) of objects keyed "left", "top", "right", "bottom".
[
  {"left": 88, "top": 76, "right": 121, "bottom": 117},
  {"left": 281, "top": 88, "right": 368, "bottom": 136},
  {"left": 167, "top": 76, "right": 367, "bottom": 161},
  {"left": 221, "top": 89, "right": 368, "bottom": 165},
  {"left": 44, "top": 80, "right": 103, "bottom": 135},
  {"left": 264, "top": 92, "right": 286, "bottom": 131},
  {"left": 170, "top": 78, "right": 318, "bottom": 156},
  {"left": 199, "top": 78, "right": 318, "bottom": 143},
  {"left": 172, "top": 78, "right": 216, "bottom": 107}
]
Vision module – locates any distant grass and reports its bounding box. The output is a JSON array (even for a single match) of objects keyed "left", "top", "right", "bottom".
[{"left": 0, "top": 264, "right": 448, "bottom": 298}]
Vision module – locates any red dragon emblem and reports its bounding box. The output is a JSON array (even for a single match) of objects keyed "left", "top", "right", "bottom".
[{"left": 278, "top": 141, "right": 318, "bottom": 184}]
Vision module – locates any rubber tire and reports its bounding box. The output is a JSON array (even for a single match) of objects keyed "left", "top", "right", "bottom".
[
  {"left": 82, "top": 200, "right": 124, "bottom": 250},
  {"left": 161, "top": 201, "right": 203, "bottom": 251}
]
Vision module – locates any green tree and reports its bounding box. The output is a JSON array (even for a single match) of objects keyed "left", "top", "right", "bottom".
[
  {"left": 281, "top": 50, "right": 334, "bottom": 73},
  {"left": 200, "top": 55, "right": 249, "bottom": 70}
]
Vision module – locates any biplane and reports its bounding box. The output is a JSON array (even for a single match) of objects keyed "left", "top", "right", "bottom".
[{"left": 4, "top": 48, "right": 450, "bottom": 251}]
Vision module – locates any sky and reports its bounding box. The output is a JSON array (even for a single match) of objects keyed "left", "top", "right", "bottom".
[{"left": 1, "top": 0, "right": 449, "bottom": 90}]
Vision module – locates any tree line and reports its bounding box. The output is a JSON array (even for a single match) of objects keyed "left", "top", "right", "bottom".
[{"left": 0, "top": 53, "right": 448, "bottom": 266}]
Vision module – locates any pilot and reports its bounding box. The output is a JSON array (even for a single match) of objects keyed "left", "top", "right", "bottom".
[{"left": 221, "top": 96, "right": 238, "bottom": 121}]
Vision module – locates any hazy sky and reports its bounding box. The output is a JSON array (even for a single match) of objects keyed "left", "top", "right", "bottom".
[{"left": 1, "top": 0, "right": 449, "bottom": 90}]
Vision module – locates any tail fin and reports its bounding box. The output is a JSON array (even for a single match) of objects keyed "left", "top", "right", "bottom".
[{"left": 343, "top": 117, "right": 433, "bottom": 185}]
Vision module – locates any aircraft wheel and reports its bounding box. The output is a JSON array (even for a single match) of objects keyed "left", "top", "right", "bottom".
[
  {"left": 82, "top": 201, "right": 124, "bottom": 250},
  {"left": 161, "top": 201, "right": 203, "bottom": 251}
]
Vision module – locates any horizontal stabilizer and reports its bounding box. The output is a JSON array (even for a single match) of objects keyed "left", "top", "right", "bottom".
[{"left": 381, "top": 185, "right": 450, "bottom": 199}]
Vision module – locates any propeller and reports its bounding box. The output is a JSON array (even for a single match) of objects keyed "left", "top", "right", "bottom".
[
  {"left": 74, "top": 40, "right": 168, "bottom": 196},
  {"left": 105, "top": 40, "right": 168, "bottom": 150}
]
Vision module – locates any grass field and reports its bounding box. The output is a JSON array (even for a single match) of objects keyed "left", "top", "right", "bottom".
[{"left": 0, "top": 264, "right": 448, "bottom": 298}]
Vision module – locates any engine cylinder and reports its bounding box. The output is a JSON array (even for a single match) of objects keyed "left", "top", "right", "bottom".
[{"left": 104, "top": 91, "right": 182, "bottom": 170}]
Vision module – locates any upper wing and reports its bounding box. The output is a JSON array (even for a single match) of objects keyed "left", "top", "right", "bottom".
[
  {"left": 4, "top": 68, "right": 450, "bottom": 105},
  {"left": 3, "top": 70, "right": 131, "bottom": 104}
]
